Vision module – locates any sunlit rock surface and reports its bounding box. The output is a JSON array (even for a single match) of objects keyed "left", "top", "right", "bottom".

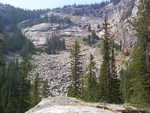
[{"left": 26, "top": 97, "right": 127, "bottom": 113}]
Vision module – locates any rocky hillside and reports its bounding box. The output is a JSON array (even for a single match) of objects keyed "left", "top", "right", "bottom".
[
  {"left": 19, "top": 0, "right": 140, "bottom": 97},
  {"left": 21, "top": 0, "right": 138, "bottom": 48}
]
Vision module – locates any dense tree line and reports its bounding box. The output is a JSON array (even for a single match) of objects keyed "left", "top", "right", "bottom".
[
  {"left": 46, "top": 33, "right": 66, "bottom": 54},
  {"left": 5, "top": 31, "right": 36, "bottom": 57},
  {"left": 83, "top": 54, "right": 99, "bottom": 102},
  {"left": 0, "top": 30, "right": 50, "bottom": 112},
  {"left": 0, "top": 58, "right": 48, "bottom": 113},
  {"left": 0, "top": 28, "right": 44, "bottom": 112},
  {"left": 21, "top": 15, "right": 73, "bottom": 29},
  {"left": 68, "top": 40, "right": 83, "bottom": 98},
  {"left": 110, "top": 0, "right": 121, "bottom": 5},
  {"left": 0, "top": 3, "right": 50, "bottom": 31},
  {"left": 54, "top": 2, "right": 109, "bottom": 17},
  {"left": 83, "top": 25, "right": 100, "bottom": 46},
  {"left": 0, "top": 30, "right": 36, "bottom": 59},
  {"left": 0, "top": 59, "right": 31, "bottom": 113}
]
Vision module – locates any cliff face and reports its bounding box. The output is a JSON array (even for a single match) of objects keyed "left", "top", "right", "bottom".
[{"left": 20, "top": 0, "right": 139, "bottom": 97}]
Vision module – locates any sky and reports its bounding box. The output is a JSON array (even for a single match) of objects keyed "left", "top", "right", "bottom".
[{"left": 0, "top": 0, "right": 105, "bottom": 10}]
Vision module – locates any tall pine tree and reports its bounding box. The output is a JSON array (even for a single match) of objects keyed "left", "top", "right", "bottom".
[
  {"left": 17, "top": 59, "right": 32, "bottom": 113},
  {"left": 99, "top": 16, "right": 111, "bottom": 102},
  {"left": 42, "top": 79, "right": 50, "bottom": 98},
  {"left": 31, "top": 73, "right": 41, "bottom": 106},
  {"left": 109, "top": 37, "right": 122, "bottom": 103},
  {"left": 99, "top": 16, "right": 121, "bottom": 103},
  {"left": 83, "top": 54, "right": 99, "bottom": 102},
  {"left": 123, "top": 0, "right": 150, "bottom": 105},
  {"left": 68, "top": 40, "right": 83, "bottom": 98}
]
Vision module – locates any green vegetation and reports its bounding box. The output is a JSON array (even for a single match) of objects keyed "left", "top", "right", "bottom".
[
  {"left": 0, "top": 59, "right": 32, "bottom": 113},
  {"left": 0, "top": 3, "right": 50, "bottom": 31},
  {"left": 45, "top": 33, "right": 66, "bottom": 54},
  {"left": 68, "top": 18, "right": 121, "bottom": 103},
  {"left": 98, "top": 17, "right": 121, "bottom": 103},
  {"left": 83, "top": 54, "right": 99, "bottom": 102},
  {"left": 68, "top": 40, "right": 84, "bottom": 98},
  {"left": 4, "top": 31, "right": 36, "bottom": 57},
  {"left": 83, "top": 30, "right": 100, "bottom": 46},
  {"left": 120, "top": 0, "right": 150, "bottom": 105},
  {"left": 31, "top": 74, "right": 41, "bottom": 107},
  {"left": 42, "top": 79, "right": 50, "bottom": 98},
  {"left": 69, "top": 0, "right": 150, "bottom": 106},
  {"left": 0, "top": 29, "right": 38, "bottom": 112}
]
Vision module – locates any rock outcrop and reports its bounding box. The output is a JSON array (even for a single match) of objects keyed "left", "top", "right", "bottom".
[
  {"left": 27, "top": 96, "right": 149, "bottom": 113},
  {"left": 25, "top": 96, "right": 127, "bottom": 113}
]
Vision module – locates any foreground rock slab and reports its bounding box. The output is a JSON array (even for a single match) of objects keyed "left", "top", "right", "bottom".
[
  {"left": 28, "top": 105, "right": 115, "bottom": 113},
  {"left": 27, "top": 96, "right": 146, "bottom": 113}
]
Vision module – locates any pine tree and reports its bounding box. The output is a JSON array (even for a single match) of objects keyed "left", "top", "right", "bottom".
[
  {"left": 97, "top": 24, "right": 101, "bottom": 29},
  {"left": 120, "top": 67, "right": 129, "bottom": 103},
  {"left": 68, "top": 40, "right": 83, "bottom": 98},
  {"left": 120, "top": 0, "right": 150, "bottom": 105},
  {"left": 127, "top": 46, "right": 148, "bottom": 104},
  {"left": 31, "top": 73, "right": 41, "bottom": 106},
  {"left": 42, "top": 79, "right": 49, "bottom": 98},
  {"left": 99, "top": 16, "right": 121, "bottom": 103},
  {"left": 61, "top": 38, "right": 66, "bottom": 50},
  {"left": 99, "top": 39, "right": 111, "bottom": 102},
  {"left": 46, "top": 33, "right": 66, "bottom": 54},
  {"left": 0, "top": 37, "right": 5, "bottom": 66},
  {"left": 109, "top": 38, "right": 122, "bottom": 103},
  {"left": 0, "top": 38, "right": 5, "bottom": 112},
  {"left": 17, "top": 59, "right": 31, "bottom": 113},
  {"left": 84, "top": 54, "right": 99, "bottom": 102},
  {"left": 88, "top": 24, "right": 92, "bottom": 32}
]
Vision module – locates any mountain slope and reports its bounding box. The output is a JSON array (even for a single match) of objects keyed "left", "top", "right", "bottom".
[
  {"left": 0, "top": 0, "right": 139, "bottom": 98},
  {"left": 19, "top": 0, "right": 139, "bottom": 97},
  {"left": 21, "top": 0, "right": 138, "bottom": 49}
]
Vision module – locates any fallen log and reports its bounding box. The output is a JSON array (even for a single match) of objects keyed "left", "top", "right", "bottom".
[
  {"left": 117, "top": 110, "right": 149, "bottom": 113},
  {"left": 96, "top": 105, "right": 150, "bottom": 113}
]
